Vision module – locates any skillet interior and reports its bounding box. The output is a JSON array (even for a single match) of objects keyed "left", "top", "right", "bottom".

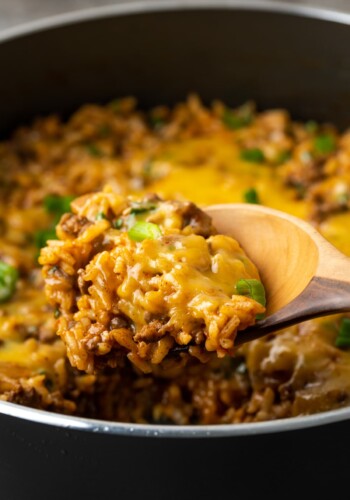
[{"left": 1, "top": 3, "right": 350, "bottom": 498}]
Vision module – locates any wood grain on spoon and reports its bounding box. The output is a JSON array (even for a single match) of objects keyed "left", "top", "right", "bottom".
[{"left": 205, "top": 204, "right": 350, "bottom": 345}]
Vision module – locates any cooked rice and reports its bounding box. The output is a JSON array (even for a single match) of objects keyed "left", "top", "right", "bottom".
[
  {"left": 40, "top": 191, "right": 264, "bottom": 374},
  {"left": 1, "top": 95, "right": 350, "bottom": 424}
]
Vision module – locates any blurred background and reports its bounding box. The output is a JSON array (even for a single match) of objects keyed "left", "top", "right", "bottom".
[{"left": 1, "top": 0, "right": 350, "bottom": 31}]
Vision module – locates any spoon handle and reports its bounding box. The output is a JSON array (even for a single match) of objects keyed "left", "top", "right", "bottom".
[{"left": 235, "top": 276, "right": 350, "bottom": 345}]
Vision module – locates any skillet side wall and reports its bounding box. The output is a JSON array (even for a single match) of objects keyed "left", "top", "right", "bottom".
[
  {"left": 0, "top": 9, "right": 350, "bottom": 136},
  {"left": 1, "top": 6, "right": 350, "bottom": 499},
  {"left": 0, "top": 411, "right": 345, "bottom": 500}
]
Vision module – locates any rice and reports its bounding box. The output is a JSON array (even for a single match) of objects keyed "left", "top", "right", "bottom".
[
  {"left": 1, "top": 95, "right": 350, "bottom": 424},
  {"left": 40, "top": 191, "right": 264, "bottom": 374}
]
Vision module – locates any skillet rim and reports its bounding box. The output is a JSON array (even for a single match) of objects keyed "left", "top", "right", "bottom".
[
  {"left": 1, "top": 0, "right": 350, "bottom": 42},
  {"left": 1, "top": 0, "right": 350, "bottom": 437}
]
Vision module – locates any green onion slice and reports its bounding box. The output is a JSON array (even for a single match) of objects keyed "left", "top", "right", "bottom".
[
  {"left": 96, "top": 212, "right": 107, "bottom": 221},
  {"left": 236, "top": 279, "right": 266, "bottom": 318},
  {"left": 240, "top": 148, "right": 265, "bottom": 164},
  {"left": 130, "top": 201, "right": 157, "bottom": 214},
  {"left": 44, "top": 195, "right": 74, "bottom": 219},
  {"left": 222, "top": 110, "right": 252, "bottom": 130},
  {"left": 34, "top": 228, "right": 57, "bottom": 249},
  {"left": 149, "top": 115, "right": 166, "bottom": 129},
  {"left": 314, "top": 134, "right": 336, "bottom": 155},
  {"left": 113, "top": 218, "right": 123, "bottom": 229},
  {"left": 128, "top": 221, "right": 162, "bottom": 242},
  {"left": 335, "top": 318, "right": 350, "bottom": 348},
  {"left": 243, "top": 188, "right": 260, "bottom": 204},
  {"left": 276, "top": 150, "right": 291, "bottom": 165},
  {"left": 305, "top": 120, "right": 319, "bottom": 134},
  {"left": 86, "top": 143, "right": 104, "bottom": 157},
  {"left": 222, "top": 102, "right": 254, "bottom": 130},
  {"left": 0, "top": 260, "right": 19, "bottom": 303}
]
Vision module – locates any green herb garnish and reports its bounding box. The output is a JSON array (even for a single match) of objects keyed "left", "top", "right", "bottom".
[
  {"left": 276, "top": 150, "right": 291, "bottom": 165},
  {"left": 149, "top": 115, "right": 166, "bottom": 129},
  {"left": 34, "top": 228, "right": 57, "bottom": 249},
  {"left": 223, "top": 111, "right": 252, "bottom": 130},
  {"left": 243, "top": 188, "right": 260, "bottom": 204},
  {"left": 222, "top": 103, "right": 253, "bottom": 130},
  {"left": 44, "top": 195, "right": 74, "bottom": 219},
  {"left": 236, "top": 278, "right": 266, "bottom": 320},
  {"left": 113, "top": 218, "right": 123, "bottom": 229},
  {"left": 128, "top": 221, "right": 162, "bottom": 242},
  {"left": 0, "top": 260, "right": 19, "bottom": 303},
  {"left": 86, "top": 143, "right": 104, "bottom": 157},
  {"left": 305, "top": 120, "right": 319, "bottom": 134},
  {"left": 240, "top": 148, "right": 265, "bottom": 164},
  {"left": 293, "top": 182, "right": 307, "bottom": 199},
  {"left": 35, "top": 195, "right": 74, "bottom": 251},
  {"left": 335, "top": 318, "right": 350, "bottom": 348},
  {"left": 96, "top": 212, "right": 107, "bottom": 221},
  {"left": 130, "top": 202, "right": 157, "bottom": 215},
  {"left": 54, "top": 308, "right": 61, "bottom": 319},
  {"left": 314, "top": 134, "right": 336, "bottom": 155}
]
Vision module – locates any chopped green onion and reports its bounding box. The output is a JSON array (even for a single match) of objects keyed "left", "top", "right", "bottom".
[
  {"left": 54, "top": 308, "right": 61, "bottom": 319},
  {"left": 86, "top": 143, "right": 104, "bottom": 157},
  {"left": 236, "top": 279, "right": 266, "bottom": 319},
  {"left": 305, "top": 120, "right": 319, "bottom": 134},
  {"left": 276, "top": 150, "right": 291, "bottom": 165},
  {"left": 130, "top": 202, "right": 157, "bottom": 215},
  {"left": 243, "top": 188, "right": 260, "bottom": 204},
  {"left": 0, "top": 260, "right": 18, "bottom": 303},
  {"left": 293, "top": 182, "right": 307, "bottom": 199},
  {"left": 335, "top": 318, "right": 350, "bottom": 348},
  {"left": 44, "top": 195, "right": 74, "bottom": 219},
  {"left": 314, "top": 134, "right": 336, "bottom": 155},
  {"left": 96, "top": 212, "right": 107, "bottom": 221},
  {"left": 113, "top": 218, "right": 123, "bottom": 229},
  {"left": 149, "top": 115, "right": 165, "bottom": 129},
  {"left": 34, "top": 228, "right": 57, "bottom": 249},
  {"left": 128, "top": 221, "right": 162, "bottom": 242},
  {"left": 222, "top": 103, "right": 253, "bottom": 130},
  {"left": 36, "top": 195, "right": 74, "bottom": 253},
  {"left": 240, "top": 148, "right": 265, "bottom": 164},
  {"left": 222, "top": 110, "right": 252, "bottom": 130}
]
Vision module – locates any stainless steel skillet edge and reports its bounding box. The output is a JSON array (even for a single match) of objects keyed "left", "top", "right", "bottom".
[
  {"left": 2, "top": 399, "right": 350, "bottom": 438},
  {"left": 0, "top": 0, "right": 350, "bottom": 43}
]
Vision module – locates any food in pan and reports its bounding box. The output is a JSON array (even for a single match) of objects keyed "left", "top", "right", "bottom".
[
  {"left": 40, "top": 191, "right": 265, "bottom": 374},
  {"left": 1, "top": 95, "right": 350, "bottom": 424}
]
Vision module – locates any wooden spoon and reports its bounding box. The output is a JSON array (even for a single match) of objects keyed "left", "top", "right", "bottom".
[{"left": 204, "top": 203, "right": 350, "bottom": 346}]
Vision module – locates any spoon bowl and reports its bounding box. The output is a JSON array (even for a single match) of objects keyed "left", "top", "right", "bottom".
[{"left": 205, "top": 204, "right": 350, "bottom": 345}]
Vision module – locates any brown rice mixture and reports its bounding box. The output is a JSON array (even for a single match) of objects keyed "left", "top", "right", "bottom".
[
  {"left": 40, "top": 191, "right": 264, "bottom": 374},
  {"left": 1, "top": 95, "right": 350, "bottom": 424}
]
